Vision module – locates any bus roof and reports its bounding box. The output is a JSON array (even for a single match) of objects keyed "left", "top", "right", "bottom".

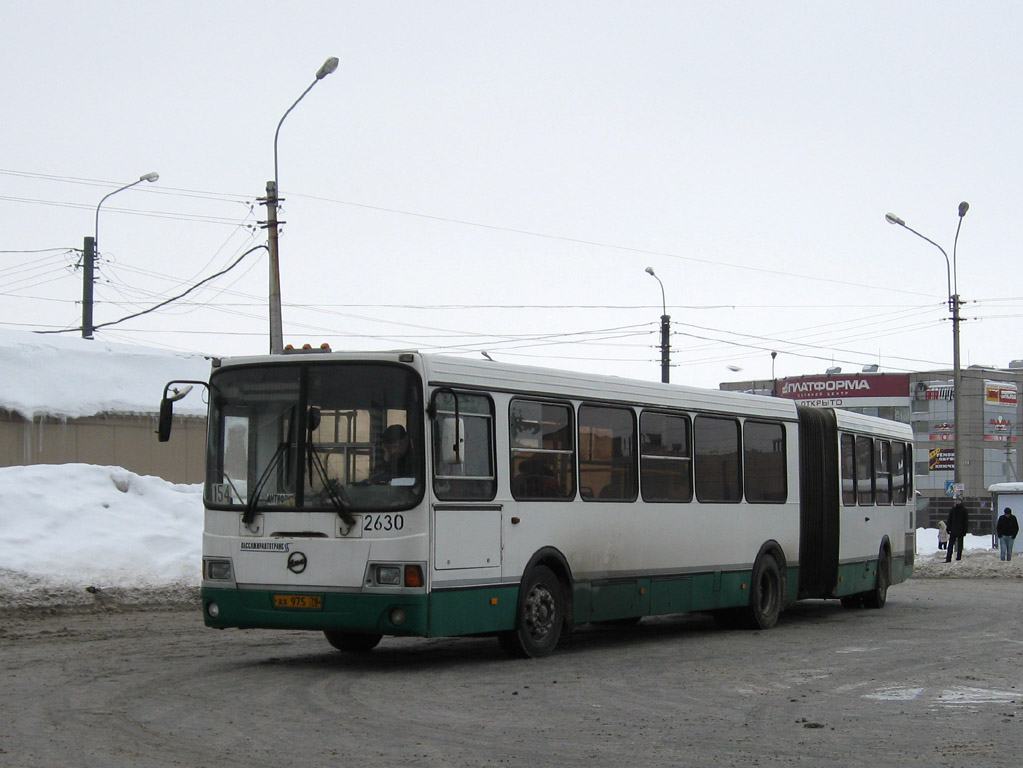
[{"left": 213, "top": 350, "right": 911, "bottom": 432}]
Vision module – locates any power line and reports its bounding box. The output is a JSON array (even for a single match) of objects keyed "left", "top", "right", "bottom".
[{"left": 35, "top": 245, "right": 267, "bottom": 335}]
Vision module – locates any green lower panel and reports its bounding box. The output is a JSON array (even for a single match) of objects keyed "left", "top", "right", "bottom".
[
  {"left": 202, "top": 587, "right": 429, "bottom": 636},
  {"left": 427, "top": 585, "right": 519, "bottom": 636},
  {"left": 574, "top": 566, "right": 801, "bottom": 622},
  {"left": 834, "top": 560, "right": 881, "bottom": 597},
  {"left": 834, "top": 554, "right": 910, "bottom": 598},
  {"left": 649, "top": 576, "right": 691, "bottom": 615},
  {"left": 892, "top": 554, "right": 912, "bottom": 584}
]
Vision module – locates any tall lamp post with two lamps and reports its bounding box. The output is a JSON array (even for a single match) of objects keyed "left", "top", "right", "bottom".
[
  {"left": 82, "top": 171, "right": 160, "bottom": 339},
  {"left": 261, "top": 56, "right": 339, "bottom": 355},
  {"left": 885, "top": 202, "right": 969, "bottom": 488}
]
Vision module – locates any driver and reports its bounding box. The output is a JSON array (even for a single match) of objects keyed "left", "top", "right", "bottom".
[{"left": 372, "top": 424, "right": 414, "bottom": 482}]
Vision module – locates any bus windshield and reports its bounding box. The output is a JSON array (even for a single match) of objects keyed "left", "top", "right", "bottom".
[{"left": 206, "top": 362, "right": 424, "bottom": 513}]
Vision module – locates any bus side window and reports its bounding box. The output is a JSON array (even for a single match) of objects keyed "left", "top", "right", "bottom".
[
  {"left": 509, "top": 399, "right": 575, "bottom": 500},
  {"left": 840, "top": 433, "right": 856, "bottom": 506},
  {"left": 875, "top": 439, "right": 892, "bottom": 505},
  {"left": 891, "top": 441, "right": 907, "bottom": 505},
  {"left": 432, "top": 391, "right": 496, "bottom": 501},
  {"left": 694, "top": 415, "right": 742, "bottom": 503},
  {"left": 856, "top": 435, "right": 874, "bottom": 505},
  {"left": 743, "top": 420, "right": 786, "bottom": 503},
  {"left": 578, "top": 404, "right": 636, "bottom": 501},
  {"left": 640, "top": 411, "right": 692, "bottom": 503}
]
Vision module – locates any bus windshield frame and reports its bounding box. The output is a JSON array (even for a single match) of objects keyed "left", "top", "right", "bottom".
[{"left": 205, "top": 361, "right": 425, "bottom": 514}]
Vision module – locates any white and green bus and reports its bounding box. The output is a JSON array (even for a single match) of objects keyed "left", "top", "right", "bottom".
[{"left": 160, "top": 349, "right": 914, "bottom": 658}]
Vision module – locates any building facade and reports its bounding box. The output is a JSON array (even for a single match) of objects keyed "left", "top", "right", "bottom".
[{"left": 721, "top": 365, "right": 1023, "bottom": 534}]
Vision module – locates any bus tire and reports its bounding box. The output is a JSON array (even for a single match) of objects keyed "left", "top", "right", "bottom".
[
  {"left": 862, "top": 547, "right": 890, "bottom": 610},
  {"left": 323, "top": 630, "right": 382, "bottom": 653},
  {"left": 498, "top": 565, "right": 564, "bottom": 659},
  {"left": 743, "top": 553, "right": 782, "bottom": 630}
]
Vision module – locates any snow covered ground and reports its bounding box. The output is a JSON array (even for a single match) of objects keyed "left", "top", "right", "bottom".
[{"left": 0, "top": 463, "right": 1018, "bottom": 613}]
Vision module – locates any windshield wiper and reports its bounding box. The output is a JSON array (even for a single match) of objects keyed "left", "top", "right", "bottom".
[
  {"left": 242, "top": 441, "right": 288, "bottom": 525},
  {"left": 305, "top": 407, "right": 356, "bottom": 527},
  {"left": 242, "top": 406, "right": 295, "bottom": 526}
]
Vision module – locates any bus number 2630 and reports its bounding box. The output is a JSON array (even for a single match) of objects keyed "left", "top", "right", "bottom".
[{"left": 363, "top": 514, "right": 404, "bottom": 532}]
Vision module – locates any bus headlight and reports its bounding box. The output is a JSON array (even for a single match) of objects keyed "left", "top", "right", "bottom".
[
  {"left": 205, "top": 559, "right": 232, "bottom": 581},
  {"left": 375, "top": 565, "right": 402, "bottom": 586},
  {"left": 207, "top": 601, "right": 220, "bottom": 618}
]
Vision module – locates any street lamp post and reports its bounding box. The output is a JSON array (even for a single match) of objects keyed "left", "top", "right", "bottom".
[
  {"left": 645, "top": 267, "right": 671, "bottom": 383},
  {"left": 885, "top": 203, "right": 969, "bottom": 487},
  {"left": 82, "top": 171, "right": 160, "bottom": 339},
  {"left": 262, "top": 56, "right": 339, "bottom": 355}
]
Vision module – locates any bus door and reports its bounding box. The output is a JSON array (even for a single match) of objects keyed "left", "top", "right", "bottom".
[
  {"left": 430, "top": 390, "right": 502, "bottom": 573},
  {"left": 842, "top": 433, "right": 884, "bottom": 563}
]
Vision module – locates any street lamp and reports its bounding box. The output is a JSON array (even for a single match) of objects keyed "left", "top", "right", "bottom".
[
  {"left": 82, "top": 171, "right": 160, "bottom": 339},
  {"left": 885, "top": 202, "right": 969, "bottom": 488},
  {"left": 645, "top": 267, "right": 671, "bottom": 383},
  {"left": 262, "top": 56, "right": 340, "bottom": 355}
]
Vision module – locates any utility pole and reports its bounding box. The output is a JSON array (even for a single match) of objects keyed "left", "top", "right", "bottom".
[
  {"left": 659, "top": 313, "right": 671, "bottom": 384},
  {"left": 82, "top": 236, "right": 96, "bottom": 338},
  {"left": 261, "top": 181, "right": 284, "bottom": 355},
  {"left": 645, "top": 267, "right": 671, "bottom": 383}
]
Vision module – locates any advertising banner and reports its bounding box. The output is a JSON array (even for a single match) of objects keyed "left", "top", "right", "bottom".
[
  {"left": 928, "top": 447, "right": 955, "bottom": 472},
  {"left": 776, "top": 373, "right": 910, "bottom": 408}
]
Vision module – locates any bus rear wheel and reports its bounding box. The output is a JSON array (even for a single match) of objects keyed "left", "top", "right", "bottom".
[
  {"left": 323, "top": 630, "right": 383, "bottom": 653},
  {"left": 498, "top": 565, "right": 564, "bottom": 659},
  {"left": 743, "top": 554, "right": 782, "bottom": 630},
  {"left": 862, "top": 547, "right": 890, "bottom": 610}
]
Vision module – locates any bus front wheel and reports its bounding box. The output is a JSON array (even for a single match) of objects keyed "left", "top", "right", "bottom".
[{"left": 498, "top": 565, "right": 564, "bottom": 659}]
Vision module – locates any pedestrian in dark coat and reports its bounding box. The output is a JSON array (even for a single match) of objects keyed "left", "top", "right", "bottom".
[
  {"left": 945, "top": 500, "right": 968, "bottom": 562},
  {"left": 996, "top": 507, "right": 1019, "bottom": 561}
]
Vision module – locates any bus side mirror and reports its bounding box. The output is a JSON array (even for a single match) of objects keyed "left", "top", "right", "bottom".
[
  {"left": 157, "top": 383, "right": 196, "bottom": 442},
  {"left": 440, "top": 417, "right": 465, "bottom": 464},
  {"left": 158, "top": 397, "right": 174, "bottom": 442}
]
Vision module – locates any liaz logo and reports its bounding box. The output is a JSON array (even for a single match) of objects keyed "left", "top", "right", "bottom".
[{"left": 287, "top": 552, "right": 308, "bottom": 574}]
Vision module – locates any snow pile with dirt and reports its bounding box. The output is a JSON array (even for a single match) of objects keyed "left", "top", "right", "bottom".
[
  {"left": 911, "top": 526, "right": 1021, "bottom": 578},
  {"left": 0, "top": 464, "right": 202, "bottom": 613}
]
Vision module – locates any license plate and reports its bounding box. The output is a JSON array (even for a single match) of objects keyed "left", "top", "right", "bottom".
[{"left": 273, "top": 594, "right": 323, "bottom": 610}]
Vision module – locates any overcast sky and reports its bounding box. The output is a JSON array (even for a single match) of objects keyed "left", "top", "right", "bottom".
[{"left": 3, "top": 2, "right": 1022, "bottom": 389}]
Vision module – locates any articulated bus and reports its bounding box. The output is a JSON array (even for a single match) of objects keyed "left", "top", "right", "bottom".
[{"left": 160, "top": 350, "right": 914, "bottom": 658}]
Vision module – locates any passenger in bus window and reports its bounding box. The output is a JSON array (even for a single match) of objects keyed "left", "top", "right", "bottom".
[
  {"left": 512, "top": 457, "right": 559, "bottom": 498},
  {"left": 372, "top": 424, "right": 414, "bottom": 482}
]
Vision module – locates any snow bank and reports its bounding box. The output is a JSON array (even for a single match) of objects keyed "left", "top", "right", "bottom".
[
  {"left": 0, "top": 463, "right": 202, "bottom": 593},
  {"left": 912, "top": 527, "right": 1021, "bottom": 579},
  {"left": 0, "top": 328, "right": 210, "bottom": 420}
]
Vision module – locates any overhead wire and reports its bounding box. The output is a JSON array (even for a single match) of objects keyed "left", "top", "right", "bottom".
[{"left": 6, "top": 168, "right": 1019, "bottom": 370}]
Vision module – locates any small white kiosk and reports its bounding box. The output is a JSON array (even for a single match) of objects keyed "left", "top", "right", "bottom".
[{"left": 987, "top": 483, "right": 1023, "bottom": 547}]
